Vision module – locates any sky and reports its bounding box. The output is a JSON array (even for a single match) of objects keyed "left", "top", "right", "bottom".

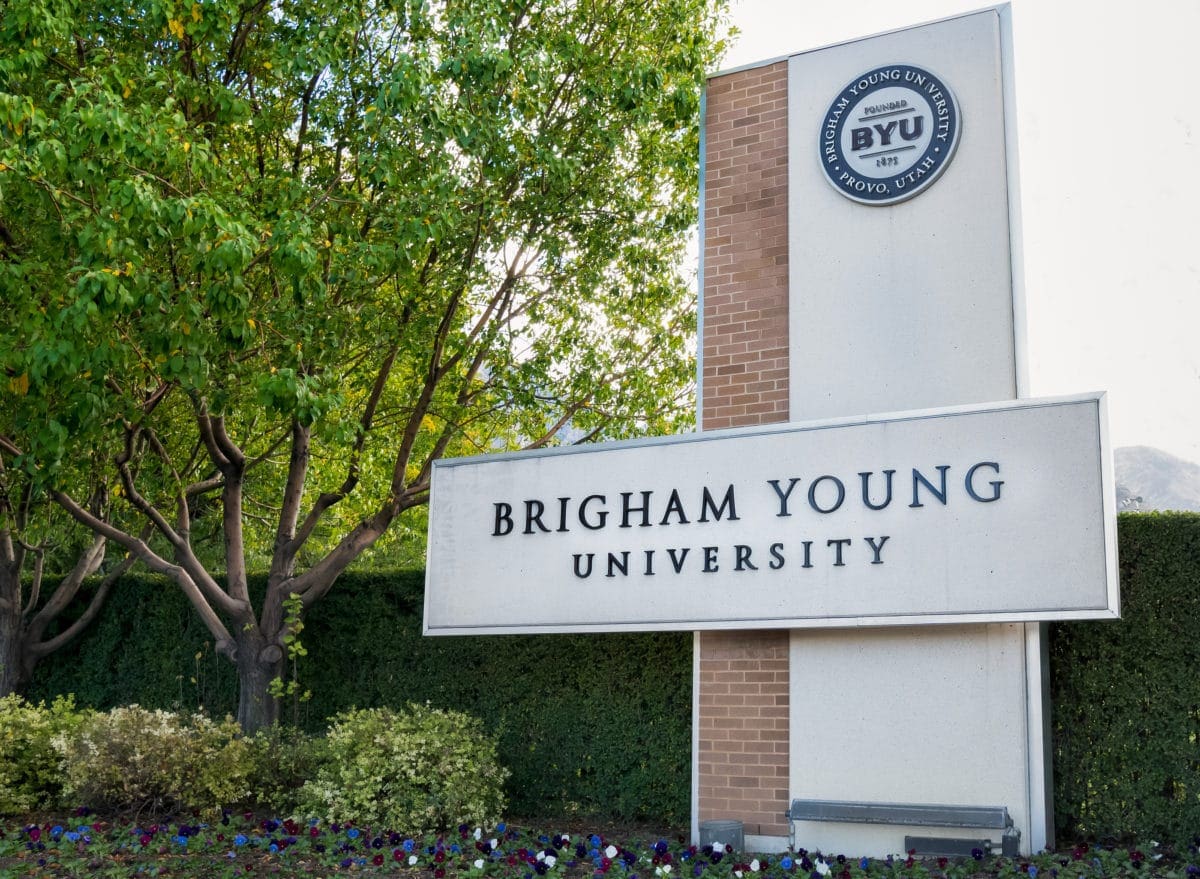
[{"left": 720, "top": 0, "right": 1200, "bottom": 464}]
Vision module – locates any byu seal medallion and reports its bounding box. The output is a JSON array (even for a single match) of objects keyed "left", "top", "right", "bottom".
[{"left": 819, "top": 64, "right": 961, "bottom": 205}]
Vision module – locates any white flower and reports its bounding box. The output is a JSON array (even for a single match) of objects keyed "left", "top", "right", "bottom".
[
  {"left": 656, "top": 865, "right": 673, "bottom": 876},
  {"left": 490, "top": 839, "right": 499, "bottom": 850},
  {"left": 734, "top": 871, "right": 744, "bottom": 878},
  {"left": 474, "top": 859, "right": 486, "bottom": 870},
  {"left": 561, "top": 835, "right": 571, "bottom": 843},
  {"left": 606, "top": 845, "right": 619, "bottom": 859},
  {"left": 545, "top": 855, "right": 557, "bottom": 868},
  {"left": 475, "top": 828, "right": 483, "bottom": 841},
  {"left": 815, "top": 860, "right": 831, "bottom": 876},
  {"left": 409, "top": 855, "right": 419, "bottom": 866},
  {"left": 711, "top": 840, "right": 724, "bottom": 851},
  {"left": 537, "top": 852, "right": 546, "bottom": 862},
  {"left": 750, "top": 860, "right": 761, "bottom": 872}
]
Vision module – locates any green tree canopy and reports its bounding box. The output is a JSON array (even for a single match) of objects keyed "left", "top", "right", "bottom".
[{"left": 0, "top": 0, "right": 728, "bottom": 728}]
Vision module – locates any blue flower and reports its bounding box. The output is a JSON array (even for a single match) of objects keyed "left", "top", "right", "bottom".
[
  {"left": 270, "top": 843, "right": 280, "bottom": 853},
  {"left": 175, "top": 835, "right": 189, "bottom": 846},
  {"left": 65, "top": 832, "right": 80, "bottom": 843},
  {"left": 781, "top": 856, "right": 794, "bottom": 870},
  {"left": 234, "top": 834, "right": 248, "bottom": 846},
  {"left": 497, "top": 823, "right": 507, "bottom": 833},
  {"left": 347, "top": 828, "right": 361, "bottom": 839},
  {"left": 1029, "top": 867, "right": 1039, "bottom": 878},
  {"left": 404, "top": 839, "right": 415, "bottom": 852},
  {"left": 859, "top": 858, "right": 870, "bottom": 870},
  {"left": 51, "top": 826, "right": 63, "bottom": 837},
  {"left": 591, "top": 835, "right": 602, "bottom": 848}
]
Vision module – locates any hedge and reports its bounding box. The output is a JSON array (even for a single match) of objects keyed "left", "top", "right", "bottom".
[
  {"left": 25, "top": 513, "right": 1200, "bottom": 843},
  {"left": 1050, "top": 512, "right": 1200, "bottom": 845}
]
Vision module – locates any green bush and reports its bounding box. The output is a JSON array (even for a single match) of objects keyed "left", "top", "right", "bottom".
[
  {"left": 0, "top": 694, "right": 86, "bottom": 815},
  {"left": 297, "top": 704, "right": 508, "bottom": 833},
  {"left": 54, "top": 705, "right": 256, "bottom": 817},
  {"left": 247, "top": 724, "right": 324, "bottom": 816},
  {"left": 26, "top": 571, "right": 693, "bottom": 823}
]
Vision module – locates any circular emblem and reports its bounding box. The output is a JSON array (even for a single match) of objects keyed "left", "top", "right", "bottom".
[{"left": 819, "top": 64, "right": 961, "bottom": 206}]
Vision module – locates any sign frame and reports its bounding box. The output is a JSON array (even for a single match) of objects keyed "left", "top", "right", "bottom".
[{"left": 424, "top": 393, "right": 1119, "bottom": 636}]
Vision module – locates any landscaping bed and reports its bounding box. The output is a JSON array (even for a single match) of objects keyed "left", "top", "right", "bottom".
[{"left": 1, "top": 814, "right": 1197, "bottom": 879}]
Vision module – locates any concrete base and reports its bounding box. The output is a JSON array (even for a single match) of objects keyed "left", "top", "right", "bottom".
[
  {"left": 786, "top": 623, "right": 1051, "bottom": 857},
  {"left": 745, "top": 835, "right": 790, "bottom": 854}
]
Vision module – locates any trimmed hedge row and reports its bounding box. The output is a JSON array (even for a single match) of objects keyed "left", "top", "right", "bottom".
[
  {"left": 26, "top": 513, "right": 1200, "bottom": 842},
  {"left": 1050, "top": 512, "right": 1200, "bottom": 845},
  {"left": 27, "top": 571, "right": 692, "bottom": 823}
]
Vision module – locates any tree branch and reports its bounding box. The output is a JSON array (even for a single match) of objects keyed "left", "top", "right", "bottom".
[
  {"left": 24, "top": 532, "right": 106, "bottom": 636},
  {"left": 284, "top": 342, "right": 398, "bottom": 563},
  {"left": 51, "top": 488, "right": 242, "bottom": 650}
]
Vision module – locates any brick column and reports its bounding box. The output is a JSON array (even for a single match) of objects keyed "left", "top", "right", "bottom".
[{"left": 696, "top": 60, "right": 790, "bottom": 841}]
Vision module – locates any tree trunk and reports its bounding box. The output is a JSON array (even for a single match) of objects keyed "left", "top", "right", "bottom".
[
  {"left": 235, "top": 629, "right": 283, "bottom": 733},
  {"left": 0, "top": 604, "right": 26, "bottom": 697}
]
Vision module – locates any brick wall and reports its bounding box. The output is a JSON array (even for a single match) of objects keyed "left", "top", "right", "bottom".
[
  {"left": 700, "top": 60, "right": 789, "bottom": 432},
  {"left": 696, "top": 60, "right": 790, "bottom": 840},
  {"left": 697, "top": 631, "right": 790, "bottom": 837}
]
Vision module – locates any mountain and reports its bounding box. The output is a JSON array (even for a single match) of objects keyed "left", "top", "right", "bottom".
[{"left": 1114, "top": 446, "right": 1200, "bottom": 512}]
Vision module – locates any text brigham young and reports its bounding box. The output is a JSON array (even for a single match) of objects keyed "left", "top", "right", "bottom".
[{"left": 488, "top": 462, "right": 1003, "bottom": 579}]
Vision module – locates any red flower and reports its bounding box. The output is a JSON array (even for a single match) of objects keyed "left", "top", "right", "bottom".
[
  {"left": 435, "top": 869, "right": 446, "bottom": 878},
  {"left": 373, "top": 854, "right": 385, "bottom": 866}
]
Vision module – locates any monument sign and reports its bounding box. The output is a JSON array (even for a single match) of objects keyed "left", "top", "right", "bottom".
[
  {"left": 426, "top": 4, "right": 1115, "bottom": 859},
  {"left": 426, "top": 395, "right": 1116, "bottom": 634}
]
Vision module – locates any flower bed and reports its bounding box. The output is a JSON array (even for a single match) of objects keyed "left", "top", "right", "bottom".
[{"left": 1, "top": 814, "right": 1197, "bottom": 879}]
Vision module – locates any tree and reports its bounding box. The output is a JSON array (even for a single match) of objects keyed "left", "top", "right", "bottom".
[{"left": 0, "top": 0, "right": 728, "bottom": 731}]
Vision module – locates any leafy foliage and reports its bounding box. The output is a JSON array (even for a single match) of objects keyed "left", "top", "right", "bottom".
[
  {"left": 1051, "top": 512, "right": 1200, "bottom": 845},
  {"left": 297, "top": 704, "right": 508, "bottom": 833},
  {"left": 246, "top": 723, "right": 326, "bottom": 817},
  {"left": 0, "top": 694, "right": 86, "bottom": 815},
  {"left": 54, "top": 705, "right": 256, "bottom": 817},
  {"left": 0, "top": 0, "right": 727, "bottom": 730}
]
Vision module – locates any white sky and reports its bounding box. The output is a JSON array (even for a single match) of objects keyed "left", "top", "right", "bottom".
[{"left": 722, "top": 0, "right": 1200, "bottom": 463}]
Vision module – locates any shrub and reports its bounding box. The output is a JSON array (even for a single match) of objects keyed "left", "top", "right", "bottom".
[
  {"left": 248, "top": 724, "right": 324, "bottom": 815},
  {"left": 0, "top": 694, "right": 86, "bottom": 815},
  {"left": 297, "top": 703, "right": 508, "bottom": 832},
  {"left": 53, "top": 705, "right": 255, "bottom": 817}
]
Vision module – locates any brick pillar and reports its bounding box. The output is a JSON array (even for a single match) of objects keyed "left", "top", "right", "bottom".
[{"left": 696, "top": 60, "right": 790, "bottom": 841}]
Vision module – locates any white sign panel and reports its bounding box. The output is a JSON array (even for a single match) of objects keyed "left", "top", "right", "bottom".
[
  {"left": 787, "top": 8, "right": 1024, "bottom": 421},
  {"left": 424, "top": 395, "right": 1118, "bottom": 634}
]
